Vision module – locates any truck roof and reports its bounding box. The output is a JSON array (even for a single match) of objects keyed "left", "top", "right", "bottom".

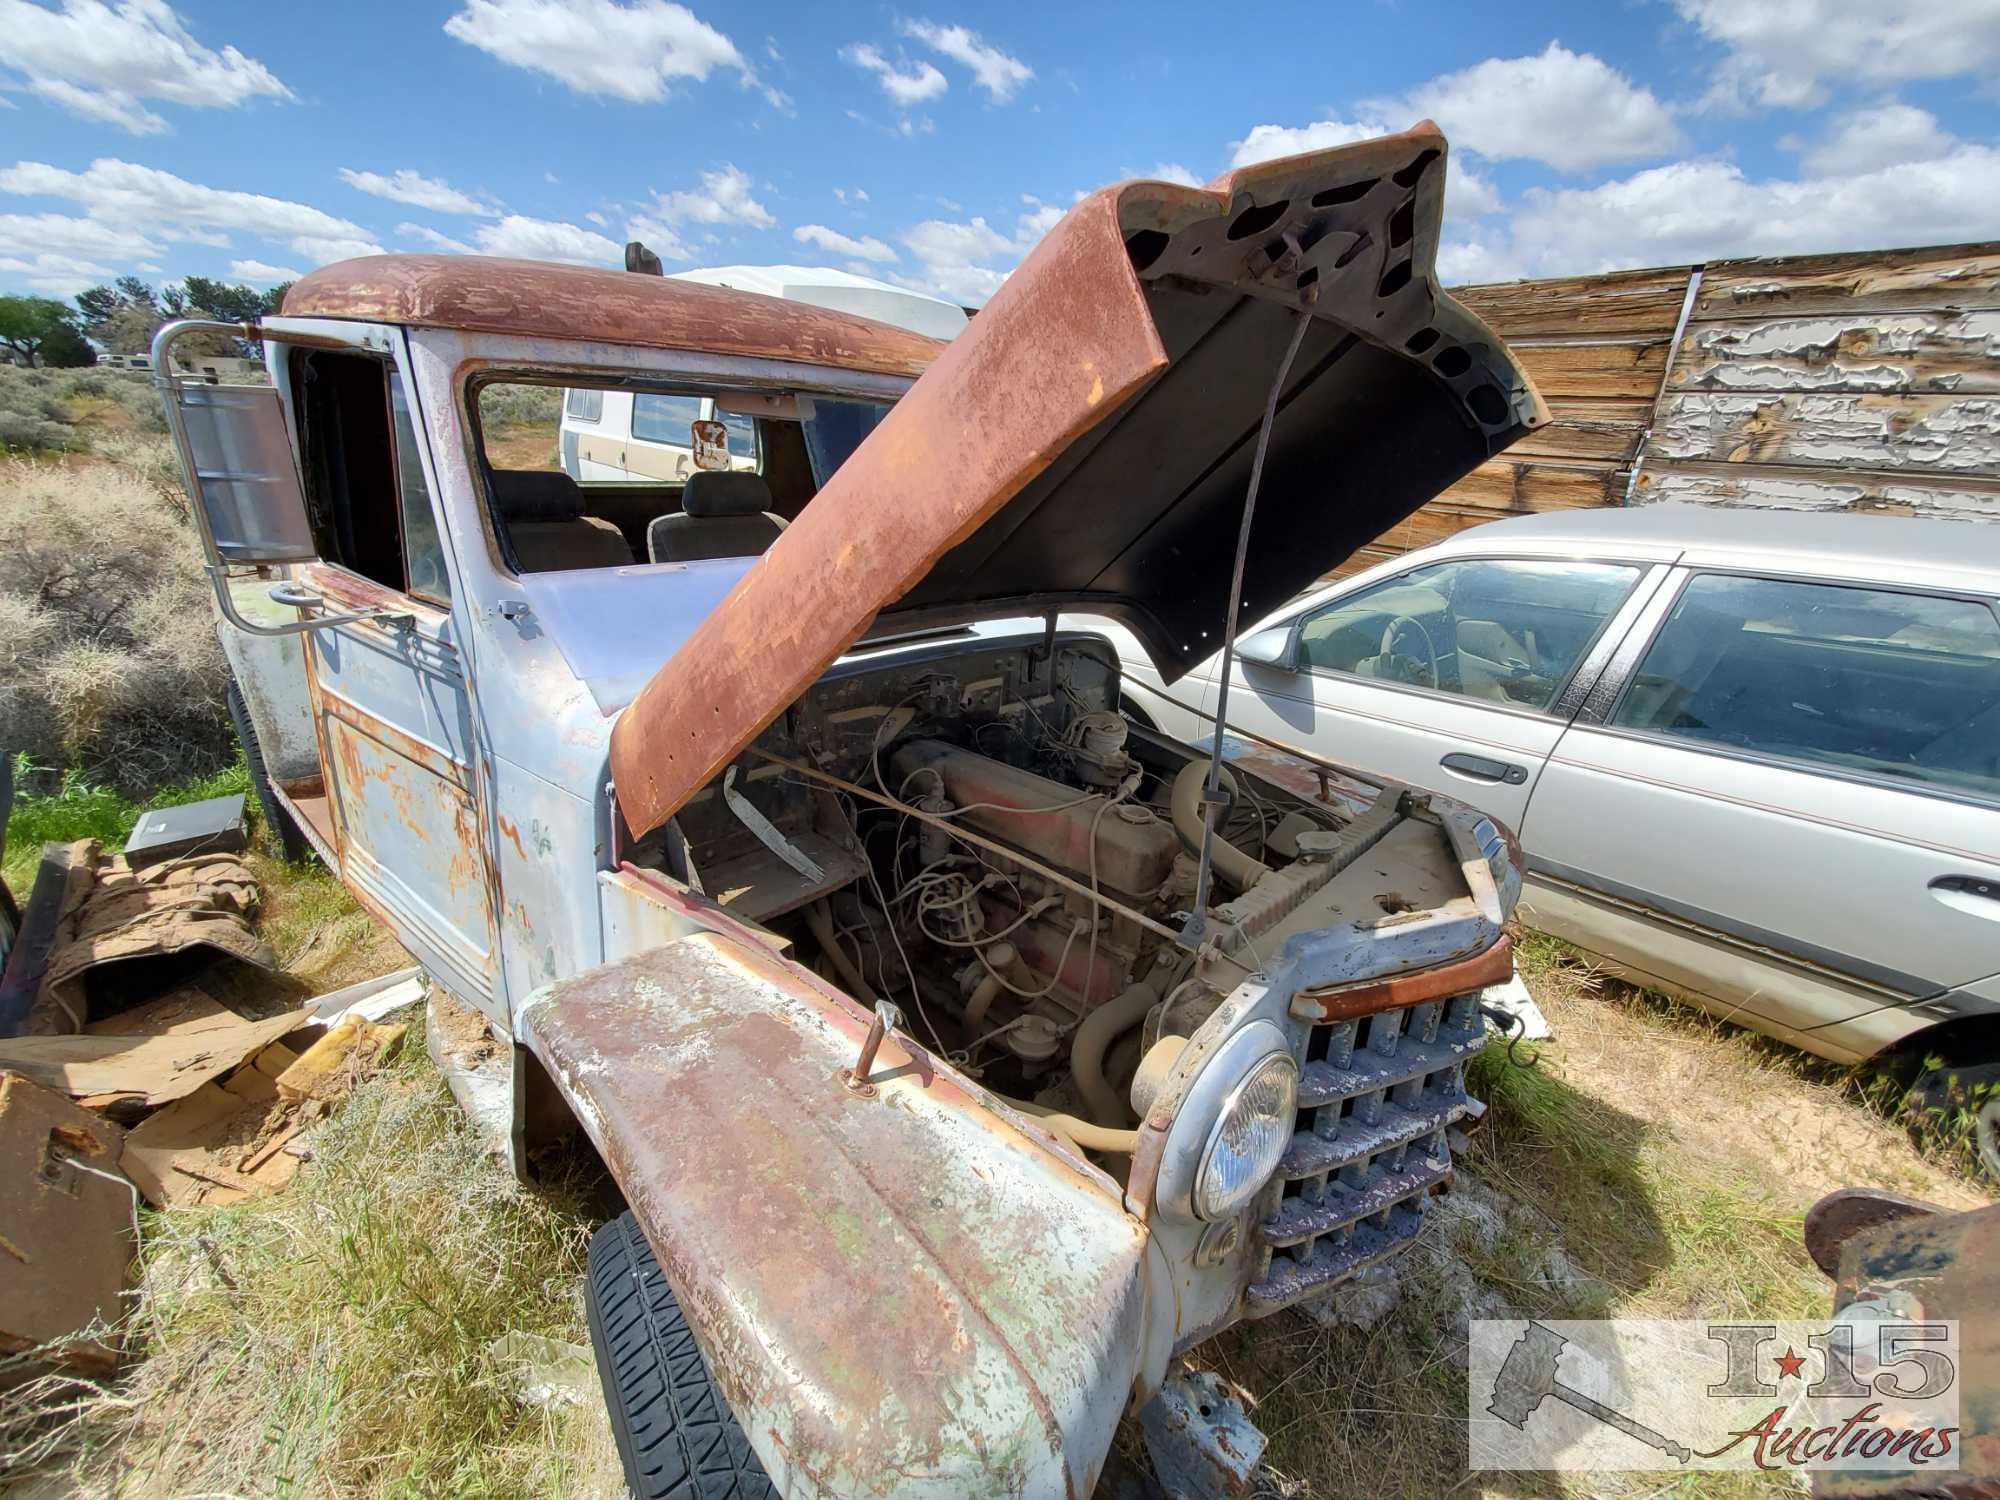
[{"left": 280, "top": 254, "right": 944, "bottom": 380}]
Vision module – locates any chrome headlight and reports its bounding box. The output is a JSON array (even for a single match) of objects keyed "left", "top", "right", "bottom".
[
  {"left": 1193, "top": 1051, "right": 1298, "bottom": 1220},
  {"left": 1154, "top": 1016, "right": 1297, "bottom": 1223}
]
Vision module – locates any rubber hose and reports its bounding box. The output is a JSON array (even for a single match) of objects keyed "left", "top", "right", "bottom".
[
  {"left": 1171, "top": 761, "right": 1269, "bottom": 894},
  {"left": 805, "top": 900, "right": 876, "bottom": 1005},
  {"left": 1002, "top": 1095, "right": 1140, "bottom": 1154},
  {"left": 1073, "top": 981, "right": 1161, "bottom": 1127}
]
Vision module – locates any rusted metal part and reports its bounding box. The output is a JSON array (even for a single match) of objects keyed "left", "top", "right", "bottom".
[
  {"left": 282, "top": 255, "right": 944, "bottom": 379},
  {"left": 610, "top": 132, "right": 1548, "bottom": 839},
  {"left": 751, "top": 748, "right": 1183, "bottom": 943},
  {"left": 1137, "top": 1368, "right": 1268, "bottom": 1499},
  {"left": 609, "top": 186, "right": 1172, "bottom": 841},
  {"left": 1815, "top": 1202, "right": 2000, "bottom": 1498},
  {"left": 1291, "top": 934, "right": 1514, "bottom": 1023},
  {"left": 840, "top": 999, "right": 901, "bottom": 1095},
  {"left": 1802, "top": 1187, "right": 1946, "bottom": 1279},
  {"left": 518, "top": 932, "right": 1151, "bottom": 1497}
]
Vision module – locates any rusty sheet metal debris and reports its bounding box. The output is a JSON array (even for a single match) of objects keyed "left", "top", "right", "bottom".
[
  {"left": 517, "top": 931, "right": 1151, "bottom": 1497},
  {"left": 283, "top": 255, "right": 944, "bottom": 379},
  {"left": 611, "top": 127, "right": 1547, "bottom": 839},
  {"left": 1812, "top": 1198, "right": 2000, "bottom": 1498}
]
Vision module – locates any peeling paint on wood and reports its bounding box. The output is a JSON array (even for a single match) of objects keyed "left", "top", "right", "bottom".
[
  {"left": 1634, "top": 461, "right": 2000, "bottom": 522},
  {"left": 1652, "top": 392, "right": 2000, "bottom": 472},
  {"left": 1694, "top": 244, "right": 2000, "bottom": 320},
  {"left": 1670, "top": 311, "right": 2000, "bottom": 395}
]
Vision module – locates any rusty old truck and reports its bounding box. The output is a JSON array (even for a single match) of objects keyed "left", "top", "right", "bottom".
[{"left": 157, "top": 128, "right": 1546, "bottom": 1497}]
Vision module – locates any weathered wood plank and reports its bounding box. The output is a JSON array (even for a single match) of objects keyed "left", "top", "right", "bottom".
[
  {"left": 1509, "top": 398, "right": 1652, "bottom": 462},
  {"left": 1453, "top": 265, "right": 1693, "bottom": 338},
  {"left": 1669, "top": 310, "right": 2000, "bottom": 395},
  {"left": 1634, "top": 459, "right": 2000, "bottom": 522},
  {"left": 1445, "top": 457, "right": 1630, "bottom": 512},
  {"left": 1650, "top": 392, "right": 2000, "bottom": 473},
  {"left": 1695, "top": 244, "right": 2000, "bottom": 321},
  {"left": 1509, "top": 338, "right": 1674, "bottom": 400}
]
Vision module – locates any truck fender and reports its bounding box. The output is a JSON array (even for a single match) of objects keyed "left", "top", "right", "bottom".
[{"left": 516, "top": 930, "right": 1153, "bottom": 1498}]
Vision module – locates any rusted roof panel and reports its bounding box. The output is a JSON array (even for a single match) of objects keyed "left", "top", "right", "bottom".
[
  {"left": 281, "top": 255, "right": 944, "bottom": 378},
  {"left": 610, "top": 126, "right": 1547, "bottom": 840}
]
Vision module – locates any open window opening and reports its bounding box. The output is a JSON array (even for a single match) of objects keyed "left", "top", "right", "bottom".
[
  {"left": 289, "top": 348, "right": 448, "bottom": 604},
  {"left": 470, "top": 377, "right": 892, "bottom": 575}
]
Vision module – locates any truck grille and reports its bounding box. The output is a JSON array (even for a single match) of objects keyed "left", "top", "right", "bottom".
[{"left": 1243, "top": 991, "right": 1487, "bottom": 1317}]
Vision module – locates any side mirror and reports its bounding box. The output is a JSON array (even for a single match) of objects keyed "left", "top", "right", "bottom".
[
  {"left": 1234, "top": 623, "right": 1299, "bottom": 672},
  {"left": 155, "top": 319, "right": 401, "bottom": 638}
]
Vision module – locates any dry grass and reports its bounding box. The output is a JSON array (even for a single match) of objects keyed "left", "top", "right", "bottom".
[
  {"left": 0, "top": 440, "right": 231, "bottom": 795},
  {"left": 14, "top": 1043, "right": 623, "bottom": 1498}
]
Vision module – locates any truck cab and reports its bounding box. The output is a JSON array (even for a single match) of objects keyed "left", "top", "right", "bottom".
[{"left": 161, "top": 128, "right": 1546, "bottom": 1498}]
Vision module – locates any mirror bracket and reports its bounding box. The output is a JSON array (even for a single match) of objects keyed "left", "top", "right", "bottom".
[{"left": 206, "top": 565, "right": 407, "bottom": 638}]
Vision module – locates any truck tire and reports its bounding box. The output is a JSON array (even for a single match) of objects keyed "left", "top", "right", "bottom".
[
  {"left": 225, "top": 677, "right": 309, "bottom": 862},
  {"left": 584, "top": 1212, "right": 777, "bottom": 1500}
]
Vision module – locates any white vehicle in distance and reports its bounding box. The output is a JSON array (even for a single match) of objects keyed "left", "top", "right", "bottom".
[
  {"left": 1110, "top": 505, "right": 2000, "bottom": 1163},
  {"left": 559, "top": 265, "right": 967, "bottom": 486}
]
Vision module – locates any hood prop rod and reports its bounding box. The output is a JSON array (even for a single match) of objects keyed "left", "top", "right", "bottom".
[{"left": 1179, "top": 304, "right": 1314, "bottom": 951}]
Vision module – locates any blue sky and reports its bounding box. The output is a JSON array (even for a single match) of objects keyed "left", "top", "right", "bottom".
[{"left": 3, "top": 0, "right": 1999, "bottom": 304}]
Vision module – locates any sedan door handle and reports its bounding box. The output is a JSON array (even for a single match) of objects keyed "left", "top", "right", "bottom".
[
  {"left": 1441, "top": 751, "right": 1528, "bottom": 786},
  {"left": 1929, "top": 874, "right": 2000, "bottom": 921}
]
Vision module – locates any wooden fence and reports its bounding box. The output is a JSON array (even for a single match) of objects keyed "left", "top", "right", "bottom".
[{"left": 1340, "top": 242, "right": 2000, "bottom": 575}]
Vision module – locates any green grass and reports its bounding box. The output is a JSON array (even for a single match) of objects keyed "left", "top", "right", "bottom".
[{"left": 3, "top": 754, "right": 251, "bottom": 892}]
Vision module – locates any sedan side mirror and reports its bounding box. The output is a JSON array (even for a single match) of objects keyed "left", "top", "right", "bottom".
[{"left": 1234, "top": 623, "right": 1299, "bottom": 672}]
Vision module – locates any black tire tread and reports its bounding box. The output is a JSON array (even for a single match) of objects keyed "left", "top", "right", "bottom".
[
  {"left": 225, "top": 677, "right": 309, "bottom": 862},
  {"left": 584, "top": 1211, "right": 777, "bottom": 1500}
]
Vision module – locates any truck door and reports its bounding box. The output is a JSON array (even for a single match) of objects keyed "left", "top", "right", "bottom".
[{"left": 271, "top": 328, "right": 499, "bottom": 1008}]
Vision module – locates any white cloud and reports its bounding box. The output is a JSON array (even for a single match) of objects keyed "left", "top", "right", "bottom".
[
  {"left": 1679, "top": 0, "right": 2000, "bottom": 111},
  {"left": 0, "top": 158, "right": 380, "bottom": 266},
  {"left": 0, "top": 251, "right": 118, "bottom": 293},
  {"left": 1147, "top": 162, "right": 1202, "bottom": 187},
  {"left": 623, "top": 216, "right": 692, "bottom": 261},
  {"left": 899, "top": 19, "right": 1031, "bottom": 102},
  {"left": 443, "top": 0, "right": 765, "bottom": 104},
  {"left": 833, "top": 186, "right": 870, "bottom": 204},
  {"left": 1230, "top": 117, "right": 1396, "bottom": 168},
  {"left": 27, "top": 77, "right": 166, "bottom": 135},
  {"left": 584, "top": 210, "right": 608, "bottom": 227},
  {"left": 0, "top": 209, "right": 159, "bottom": 262},
  {"left": 339, "top": 167, "right": 499, "bottom": 217},
  {"left": 841, "top": 43, "right": 947, "bottom": 106},
  {"left": 398, "top": 222, "right": 475, "bottom": 254},
  {"left": 793, "top": 223, "right": 896, "bottom": 262},
  {"left": 1450, "top": 164, "right": 1503, "bottom": 218},
  {"left": 1377, "top": 44, "right": 1680, "bottom": 171},
  {"left": 1798, "top": 101, "right": 1958, "bottom": 176},
  {"left": 0, "top": 0, "right": 290, "bottom": 135},
  {"left": 1503, "top": 144, "right": 2000, "bottom": 277},
  {"left": 638, "top": 165, "right": 775, "bottom": 229},
  {"left": 471, "top": 214, "right": 622, "bottom": 266},
  {"left": 292, "top": 235, "right": 387, "bottom": 265},
  {"left": 228, "top": 257, "right": 301, "bottom": 284},
  {"left": 1014, "top": 196, "right": 1063, "bottom": 241},
  {"left": 898, "top": 215, "right": 1012, "bottom": 302}
]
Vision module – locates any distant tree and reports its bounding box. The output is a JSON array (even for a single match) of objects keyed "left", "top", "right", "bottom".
[
  {"left": 0, "top": 295, "right": 86, "bottom": 366},
  {"left": 98, "top": 302, "right": 165, "bottom": 357},
  {"left": 74, "top": 275, "right": 157, "bottom": 332},
  {"left": 37, "top": 319, "right": 95, "bottom": 367}
]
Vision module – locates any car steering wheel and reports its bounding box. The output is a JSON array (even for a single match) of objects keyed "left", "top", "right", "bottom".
[{"left": 1379, "top": 614, "right": 1439, "bottom": 688}]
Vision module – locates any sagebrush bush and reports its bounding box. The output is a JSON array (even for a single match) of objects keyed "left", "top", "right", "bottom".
[
  {"left": 478, "top": 381, "right": 563, "bottom": 428},
  {"left": 0, "top": 454, "right": 231, "bottom": 792}
]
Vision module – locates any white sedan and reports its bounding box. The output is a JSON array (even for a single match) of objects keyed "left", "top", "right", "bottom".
[{"left": 1104, "top": 504, "right": 2000, "bottom": 1132}]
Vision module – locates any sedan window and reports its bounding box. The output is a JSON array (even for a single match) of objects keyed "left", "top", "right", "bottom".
[
  {"left": 1614, "top": 573, "right": 2000, "bottom": 799},
  {"left": 1295, "top": 558, "right": 1640, "bottom": 711}
]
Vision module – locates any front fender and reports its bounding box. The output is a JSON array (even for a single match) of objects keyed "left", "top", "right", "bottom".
[{"left": 518, "top": 932, "right": 1151, "bottom": 1498}]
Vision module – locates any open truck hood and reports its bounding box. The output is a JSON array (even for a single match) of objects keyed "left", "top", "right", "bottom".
[{"left": 612, "top": 125, "right": 1546, "bottom": 839}]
